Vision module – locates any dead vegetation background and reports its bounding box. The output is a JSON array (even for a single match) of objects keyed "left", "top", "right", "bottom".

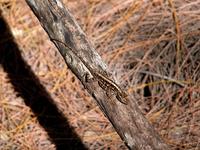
[{"left": 0, "top": 0, "right": 200, "bottom": 149}]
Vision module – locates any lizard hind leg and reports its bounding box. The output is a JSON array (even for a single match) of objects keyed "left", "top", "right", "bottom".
[
  {"left": 106, "top": 88, "right": 115, "bottom": 98},
  {"left": 106, "top": 88, "right": 117, "bottom": 104}
]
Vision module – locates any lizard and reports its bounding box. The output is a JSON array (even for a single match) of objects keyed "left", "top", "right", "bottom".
[{"left": 51, "top": 38, "right": 128, "bottom": 105}]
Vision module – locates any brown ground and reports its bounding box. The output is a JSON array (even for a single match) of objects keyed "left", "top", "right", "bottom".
[{"left": 0, "top": 0, "right": 200, "bottom": 149}]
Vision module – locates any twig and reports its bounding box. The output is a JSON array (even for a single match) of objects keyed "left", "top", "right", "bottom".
[
  {"left": 168, "top": 0, "right": 182, "bottom": 74},
  {"left": 139, "top": 70, "right": 186, "bottom": 87}
]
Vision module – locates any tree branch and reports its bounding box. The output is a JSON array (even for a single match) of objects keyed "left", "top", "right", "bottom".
[{"left": 25, "top": 0, "right": 169, "bottom": 149}]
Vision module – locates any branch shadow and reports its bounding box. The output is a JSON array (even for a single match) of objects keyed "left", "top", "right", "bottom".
[{"left": 0, "top": 12, "right": 87, "bottom": 150}]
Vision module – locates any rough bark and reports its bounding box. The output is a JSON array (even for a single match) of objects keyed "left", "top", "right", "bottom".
[{"left": 25, "top": 0, "right": 170, "bottom": 149}]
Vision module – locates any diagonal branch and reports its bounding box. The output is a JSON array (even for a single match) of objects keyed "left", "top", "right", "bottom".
[{"left": 25, "top": 0, "right": 169, "bottom": 149}]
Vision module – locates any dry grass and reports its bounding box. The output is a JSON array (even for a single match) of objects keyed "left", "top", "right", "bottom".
[{"left": 0, "top": 0, "right": 200, "bottom": 149}]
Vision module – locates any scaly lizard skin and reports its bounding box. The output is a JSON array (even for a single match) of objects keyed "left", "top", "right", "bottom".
[
  {"left": 91, "top": 72, "right": 128, "bottom": 104},
  {"left": 51, "top": 39, "right": 128, "bottom": 105}
]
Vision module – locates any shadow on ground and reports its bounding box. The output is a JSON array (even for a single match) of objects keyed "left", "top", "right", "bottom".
[{"left": 0, "top": 11, "right": 87, "bottom": 150}]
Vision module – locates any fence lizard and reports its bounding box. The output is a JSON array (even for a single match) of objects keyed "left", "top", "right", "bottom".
[{"left": 51, "top": 39, "right": 128, "bottom": 105}]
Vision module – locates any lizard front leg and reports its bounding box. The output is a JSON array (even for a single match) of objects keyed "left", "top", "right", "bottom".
[{"left": 84, "top": 72, "right": 94, "bottom": 83}]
